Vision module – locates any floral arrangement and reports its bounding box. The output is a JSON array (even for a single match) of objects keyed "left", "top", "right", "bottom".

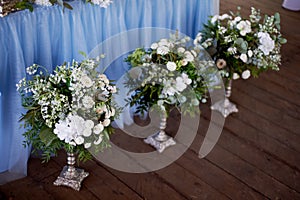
[
  {"left": 0, "top": 0, "right": 113, "bottom": 17},
  {"left": 125, "top": 34, "right": 214, "bottom": 116},
  {"left": 194, "top": 7, "right": 287, "bottom": 81},
  {"left": 16, "top": 56, "right": 118, "bottom": 162}
]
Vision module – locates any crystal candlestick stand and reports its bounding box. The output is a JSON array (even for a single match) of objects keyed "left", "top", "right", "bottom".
[
  {"left": 54, "top": 151, "right": 89, "bottom": 191},
  {"left": 211, "top": 79, "right": 238, "bottom": 117},
  {"left": 144, "top": 111, "right": 176, "bottom": 153}
]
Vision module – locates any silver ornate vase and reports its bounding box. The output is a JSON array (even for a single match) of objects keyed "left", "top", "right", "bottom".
[
  {"left": 211, "top": 79, "right": 238, "bottom": 117},
  {"left": 53, "top": 150, "right": 89, "bottom": 191},
  {"left": 144, "top": 110, "right": 176, "bottom": 153}
]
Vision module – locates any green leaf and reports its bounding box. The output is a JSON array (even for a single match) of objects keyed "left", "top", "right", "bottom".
[
  {"left": 274, "top": 13, "right": 280, "bottom": 23},
  {"left": 15, "top": 2, "right": 34, "bottom": 12},
  {"left": 39, "top": 126, "right": 57, "bottom": 147},
  {"left": 279, "top": 38, "right": 287, "bottom": 44},
  {"left": 63, "top": 2, "right": 73, "bottom": 10}
]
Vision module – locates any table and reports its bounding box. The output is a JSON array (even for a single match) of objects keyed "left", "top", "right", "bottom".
[{"left": 0, "top": 0, "right": 219, "bottom": 184}]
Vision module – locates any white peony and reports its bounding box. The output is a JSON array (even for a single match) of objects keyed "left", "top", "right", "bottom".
[
  {"left": 242, "top": 70, "right": 251, "bottom": 79},
  {"left": 257, "top": 32, "right": 275, "bottom": 55},
  {"left": 175, "top": 77, "right": 187, "bottom": 92},
  {"left": 166, "top": 61, "right": 177, "bottom": 71},
  {"left": 236, "top": 20, "right": 252, "bottom": 36}
]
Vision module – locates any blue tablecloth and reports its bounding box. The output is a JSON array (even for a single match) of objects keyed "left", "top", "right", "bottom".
[{"left": 0, "top": 0, "right": 219, "bottom": 184}]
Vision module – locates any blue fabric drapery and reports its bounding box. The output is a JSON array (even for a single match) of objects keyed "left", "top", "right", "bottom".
[{"left": 0, "top": 0, "right": 219, "bottom": 184}]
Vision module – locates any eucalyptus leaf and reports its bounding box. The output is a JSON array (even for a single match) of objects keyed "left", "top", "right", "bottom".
[
  {"left": 274, "top": 13, "right": 280, "bottom": 23},
  {"left": 279, "top": 38, "right": 287, "bottom": 44}
]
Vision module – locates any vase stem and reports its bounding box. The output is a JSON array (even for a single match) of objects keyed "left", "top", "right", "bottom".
[
  {"left": 225, "top": 79, "right": 232, "bottom": 98},
  {"left": 210, "top": 79, "right": 238, "bottom": 117},
  {"left": 144, "top": 110, "right": 176, "bottom": 153}
]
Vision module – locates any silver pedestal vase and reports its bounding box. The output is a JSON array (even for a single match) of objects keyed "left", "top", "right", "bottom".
[
  {"left": 144, "top": 111, "right": 176, "bottom": 153},
  {"left": 211, "top": 79, "right": 238, "bottom": 117},
  {"left": 53, "top": 151, "right": 89, "bottom": 191}
]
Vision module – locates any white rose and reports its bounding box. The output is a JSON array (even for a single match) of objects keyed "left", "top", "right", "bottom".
[
  {"left": 242, "top": 70, "right": 251, "bottom": 79},
  {"left": 177, "top": 47, "right": 186, "bottom": 53},
  {"left": 93, "top": 123, "right": 104, "bottom": 134},
  {"left": 82, "top": 128, "right": 92, "bottom": 137},
  {"left": 157, "top": 46, "right": 170, "bottom": 55},
  {"left": 151, "top": 42, "right": 158, "bottom": 50},
  {"left": 85, "top": 120, "right": 94, "bottom": 129},
  {"left": 166, "top": 61, "right": 177, "bottom": 71},
  {"left": 74, "top": 136, "right": 84, "bottom": 145},
  {"left": 82, "top": 96, "right": 95, "bottom": 109},
  {"left": 103, "top": 119, "right": 111, "bottom": 127},
  {"left": 236, "top": 20, "right": 251, "bottom": 36},
  {"left": 110, "top": 107, "right": 116, "bottom": 117},
  {"left": 184, "top": 51, "right": 194, "bottom": 62},
  {"left": 240, "top": 53, "right": 248, "bottom": 63},
  {"left": 181, "top": 59, "right": 188, "bottom": 66},
  {"left": 248, "top": 50, "right": 253, "bottom": 58},
  {"left": 80, "top": 75, "right": 93, "bottom": 88},
  {"left": 219, "top": 14, "right": 231, "bottom": 20},
  {"left": 84, "top": 142, "right": 91, "bottom": 149},
  {"left": 211, "top": 15, "right": 219, "bottom": 24},
  {"left": 94, "top": 135, "right": 103, "bottom": 145},
  {"left": 233, "top": 73, "right": 240, "bottom": 80}
]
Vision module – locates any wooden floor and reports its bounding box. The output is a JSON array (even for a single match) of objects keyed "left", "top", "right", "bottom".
[{"left": 1, "top": 0, "right": 300, "bottom": 199}]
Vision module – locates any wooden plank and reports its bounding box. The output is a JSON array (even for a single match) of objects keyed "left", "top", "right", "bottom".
[
  {"left": 198, "top": 114, "right": 300, "bottom": 193},
  {"left": 201, "top": 104, "right": 300, "bottom": 172},
  {"left": 238, "top": 76, "right": 300, "bottom": 120},
  {"left": 104, "top": 128, "right": 229, "bottom": 200},
  {"left": 230, "top": 82, "right": 300, "bottom": 135},
  {"left": 0, "top": 177, "right": 55, "bottom": 200}
]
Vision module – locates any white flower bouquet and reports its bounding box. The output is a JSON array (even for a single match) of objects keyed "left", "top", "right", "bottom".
[
  {"left": 125, "top": 34, "right": 214, "bottom": 116},
  {"left": 17, "top": 56, "right": 118, "bottom": 162},
  {"left": 10, "top": 0, "right": 113, "bottom": 15},
  {"left": 194, "top": 7, "right": 287, "bottom": 81}
]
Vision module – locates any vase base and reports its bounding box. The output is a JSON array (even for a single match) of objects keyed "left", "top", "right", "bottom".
[
  {"left": 144, "top": 131, "right": 176, "bottom": 153},
  {"left": 211, "top": 98, "right": 238, "bottom": 118},
  {"left": 53, "top": 166, "right": 89, "bottom": 191}
]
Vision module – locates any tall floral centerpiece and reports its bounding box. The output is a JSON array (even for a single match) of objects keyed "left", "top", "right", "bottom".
[
  {"left": 194, "top": 7, "right": 286, "bottom": 117},
  {"left": 17, "top": 56, "right": 118, "bottom": 191},
  {"left": 125, "top": 34, "right": 213, "bottom": 153}
]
